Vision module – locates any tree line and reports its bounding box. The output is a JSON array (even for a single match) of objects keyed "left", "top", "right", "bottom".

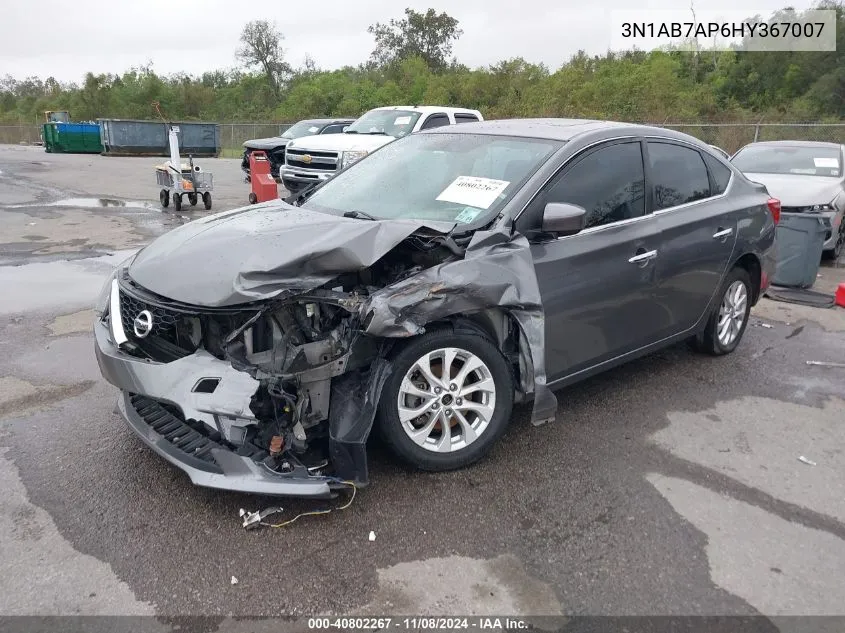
[{"left": 1, "top": 4, "right": 843, "bottom": 126}]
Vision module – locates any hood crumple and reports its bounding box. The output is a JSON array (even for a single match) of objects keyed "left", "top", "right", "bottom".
[{"left": 128, "top": 202, "right": 453, "bottom": 307}]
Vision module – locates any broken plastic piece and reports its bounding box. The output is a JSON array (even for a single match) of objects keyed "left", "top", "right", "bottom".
[
  {"left": 798, "top": 456, "right": 817, "bottom": 466},
  {"left": 240, "top": 506, "right": 284, "bottom": 530},
  {"left": 231, "top": 576, "right": 239, "bottom": 585},
  {"left": 368, "top": 530, "right": 376, "bottom": 542},
  {"left": 805, "top": 361, "right": 845, "bottom": 368}
]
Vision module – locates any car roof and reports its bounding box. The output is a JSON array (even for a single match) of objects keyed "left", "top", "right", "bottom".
[
  {"left": 370, "top": 105, "right": 482, "bottom": 116},
  {"left": 298, "top": 118, "right": 355, "bottom": 125},
  {"left": 739, "top": 140, "right": 844, "bottom": 150},
  {"left": 422, "top": 118, "right": 704, "bottom": 144}
]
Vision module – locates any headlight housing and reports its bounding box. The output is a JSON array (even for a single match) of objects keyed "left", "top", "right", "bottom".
[
  {"left": 341, "top": 150, "right": 368, "bottom": 170},
  {"left": 94, "top": 253, "right": 136, "bottom": 316}
]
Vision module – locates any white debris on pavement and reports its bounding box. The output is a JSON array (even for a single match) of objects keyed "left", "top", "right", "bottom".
[
  {"left": 798, "top": 456, "right": 817, "bottom": 466},
  {"left": 369, "top": 531, "right": 376, "bottom": 542},
  {"left": 230, "top": 576, "right": 239, "bottom": 585}
]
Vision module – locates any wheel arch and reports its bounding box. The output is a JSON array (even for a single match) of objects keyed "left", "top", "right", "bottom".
[
  {"left": 731, "top": 252, "right": 762, "bottom": 305},
  {"left": 410, "top": 309, "right": 526, "bottom": 400}
]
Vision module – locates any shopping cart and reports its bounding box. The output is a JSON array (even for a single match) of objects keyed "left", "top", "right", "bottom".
[{"left": 156, "top": 159, "right": 213, "bottom": 211}]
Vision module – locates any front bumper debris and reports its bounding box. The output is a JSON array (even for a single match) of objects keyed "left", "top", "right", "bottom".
[{"left": 95, "top": 319, "right": 335, "bottom": 498}]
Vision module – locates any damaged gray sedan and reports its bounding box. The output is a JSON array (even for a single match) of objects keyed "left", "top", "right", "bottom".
[{"left": 94, "top": 119, "right": 777, "bottom": 497}]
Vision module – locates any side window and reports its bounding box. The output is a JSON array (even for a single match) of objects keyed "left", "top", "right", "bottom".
[
  {"left": 702, "top": 152, "right": 732, "bottom": 195},
  {"left": 648, "top": 142, "right": 711, "bottom": 210},
  {"left": 544, "top": 142, "right": 646, "bottom": 229},
  {"left": 455, "top": 113, "right": 480, "bottom": 124},
  {"left": 321, "top": 124, "right": 348, "bottom": 134},
  {"left": 420, "top": 114, "right": 450, "bottom": 130}
]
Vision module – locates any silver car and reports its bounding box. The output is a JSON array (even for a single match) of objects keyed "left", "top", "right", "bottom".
[{"left": 731, "top": 140, "right": 845, "bottom": 259}]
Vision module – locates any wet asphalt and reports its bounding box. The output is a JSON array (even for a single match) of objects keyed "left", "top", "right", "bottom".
[{"left": 1, "top": 145, "right": 844, "bottom": 621}]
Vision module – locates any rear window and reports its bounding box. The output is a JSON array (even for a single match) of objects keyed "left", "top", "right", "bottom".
[
  {"left": 732, "top": 145, "right": 842, "bottom": 177},
  {"left": 455, "top": 113, "right": 481, "bottom": 124}
]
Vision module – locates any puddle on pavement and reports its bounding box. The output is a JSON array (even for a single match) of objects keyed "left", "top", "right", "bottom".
[
  {"left": 0, "top": 250, "right": 137, "bottom": 315},
  {"left": 45, "top": 197, "right": 158, "bottom": 210}
]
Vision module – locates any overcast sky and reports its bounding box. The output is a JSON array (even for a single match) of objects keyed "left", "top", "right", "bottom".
[{"left": 3, "top": 0, "right": 818, "bottom": 83}]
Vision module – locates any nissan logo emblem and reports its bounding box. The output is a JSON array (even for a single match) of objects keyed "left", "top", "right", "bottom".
[{"left": 133, "top": 310, "right": 154, "bottom": 338}]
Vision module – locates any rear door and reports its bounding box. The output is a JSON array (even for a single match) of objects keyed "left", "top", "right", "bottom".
[
  {"left": 528, "top": 139, "right": 665, "bottom": 382},
  {"left": 648, "top": 141, "right": 738, "bottom": 337}
]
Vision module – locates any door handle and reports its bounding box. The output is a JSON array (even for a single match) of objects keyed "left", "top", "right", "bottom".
[
  {"left": 713, "top": 227, "right": 733, "bottom": 240},
  {"left": 628, "top": 249, "right": 657, "bottom": 266}
]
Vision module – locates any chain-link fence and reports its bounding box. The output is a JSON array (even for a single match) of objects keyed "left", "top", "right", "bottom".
[
  {"left": 2, "top": 122, "right": 844, "bottom": 155},
  {"left": 218, "top": 123, "right": 293, "bottom": 154},
  {"left": 657, "top": 123, "right": 845, "bottom": 154}
]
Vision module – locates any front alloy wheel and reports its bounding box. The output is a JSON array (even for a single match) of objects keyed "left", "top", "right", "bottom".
[
  {"left": 377, "top": 330, "right": 514, "bottom": 471},
  {"left": 397, "top": 347, "right": 496, "bottom": 454}
]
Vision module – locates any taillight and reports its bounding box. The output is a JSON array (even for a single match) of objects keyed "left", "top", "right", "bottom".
[{"left": 767, "top": 198, "right": 781, "bottom": 225}]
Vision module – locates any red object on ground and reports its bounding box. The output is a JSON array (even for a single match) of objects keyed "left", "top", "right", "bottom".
[
  {"left": 248, "top": 150, "right": 278, "bottom": 204},
  {"left": 836, "top": 283, "right": 845, "bottom": 308}
]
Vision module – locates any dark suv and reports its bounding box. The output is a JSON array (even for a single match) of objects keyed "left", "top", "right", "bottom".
[
  {"left": 95, "top": 119, "right": 777, "bottom": 498},
  {"left": 241, "top": 118, "right": 353, "bottom": 179}
]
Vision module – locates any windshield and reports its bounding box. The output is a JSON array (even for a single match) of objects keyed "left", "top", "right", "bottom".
[
  {"left": 732, "top": 145, "right": 842, "bottom": 178},
  {"left": 303, "top": 133, "right": 561, "bottom": 224},
  {"left": 345, "top": 110, "right": 422, "bottom": 137},
  {"left": 282, "top": 121, "right": 325, "bottom": 139}
]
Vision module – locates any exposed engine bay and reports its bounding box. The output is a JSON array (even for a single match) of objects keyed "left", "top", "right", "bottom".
[{"left": 109, "top": 232, "right": 464, "bottom": 483}]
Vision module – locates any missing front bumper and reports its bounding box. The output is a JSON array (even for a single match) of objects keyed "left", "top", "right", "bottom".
[{"left": 118, "top": 391, "right": 334, "bottom": 498}]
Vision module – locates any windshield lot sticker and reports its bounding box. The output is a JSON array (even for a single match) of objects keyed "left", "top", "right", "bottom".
[
  {"left": 454, "top": 207, "right": 483, "bottom": 223},
  {"left": 308, "top": 126, "right": 320, "bottom": 133},
  {"left": 394, "top": 116, "right": 412, "bottom": 125},
  {"left": 436, "top": 176, "right": 510, "bottom": 209},
  {"left": 814, "top": 157, "right": 839, "bottom": 168}
]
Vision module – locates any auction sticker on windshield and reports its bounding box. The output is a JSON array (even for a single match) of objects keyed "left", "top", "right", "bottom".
[
  {"left": 436, "top": 176, "right": 510, "bottom": 209},
  {"left": 394, "top": 116, "right": 412, "bottom": 125},
  {"left": 814, "top": 157, "right": 839, "bottom": 168}
]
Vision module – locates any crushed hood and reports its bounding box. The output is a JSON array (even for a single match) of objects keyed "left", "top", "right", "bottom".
[
  {"left": 287, "top": 133, "right": 394, "bottom": 154},
  {"left": 743, "top": 173, "right": 842, "bottom": 206},
  {"left": 128, "top": 202, "right": 453, "bottom": 307},
  {"left": 243, "top": 137, "right": 289, "bottom": 151}
]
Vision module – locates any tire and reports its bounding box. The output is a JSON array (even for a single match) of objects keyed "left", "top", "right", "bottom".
[
  {"left": 159, "top": 189, "right": 169, "bottom": 208},
  {"left": 173, "top": 193, "right": 182, "bottom": 211},
  {"left": 698, "top": 266, "right": 753, "bottom": 356},
  {"left": 248, "top": 192, "right": 258, "bottom": 204},
  {"left": 376, "top": 329, "right": 514, "bottom": 472},
  {"left": 188, "top": 192, "right": 198, "bottom": 206},
  {"left": 202, "top": 192, "right": 212, "bottom": 210}
]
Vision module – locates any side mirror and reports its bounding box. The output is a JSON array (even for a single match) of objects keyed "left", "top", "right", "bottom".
[{"left": 542, "top": 202, "right": 587, "bottom": 236}]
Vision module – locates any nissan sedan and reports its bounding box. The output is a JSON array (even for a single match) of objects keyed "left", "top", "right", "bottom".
[{"left": 94, "top": 119, "right": 778, "bottom": 497}]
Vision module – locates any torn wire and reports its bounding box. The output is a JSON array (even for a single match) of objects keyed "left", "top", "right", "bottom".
[{"left": 239, "top": 480, "right": 357, "bottom": 530}]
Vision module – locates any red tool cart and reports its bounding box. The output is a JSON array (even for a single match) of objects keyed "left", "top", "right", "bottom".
[{"left": 248, "top": 150, "right": 279, "bottom": 204}]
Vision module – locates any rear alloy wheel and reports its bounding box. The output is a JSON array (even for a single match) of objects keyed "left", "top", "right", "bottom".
[
  {"left": 699, "top": 267, "right": 752, "bottom": 355},
  {"left": 376, "top": 330, "right": 514, "bottom": 471}
]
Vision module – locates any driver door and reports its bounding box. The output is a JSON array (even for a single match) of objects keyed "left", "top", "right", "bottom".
[{"left": 528, "top": 140, "right": 665, "bottom": 383}]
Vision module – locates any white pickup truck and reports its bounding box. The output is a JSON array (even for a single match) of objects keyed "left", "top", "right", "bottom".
[{"left": 280, "top": 105, "right": 484, "bottom": 193}]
